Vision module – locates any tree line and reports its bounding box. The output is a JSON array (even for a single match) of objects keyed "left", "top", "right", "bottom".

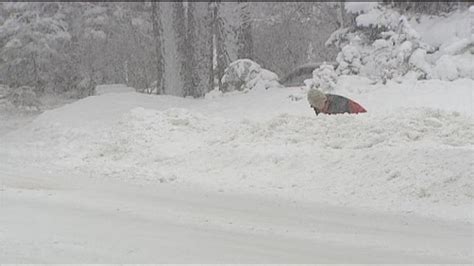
[
  {"left": 0, "top": 2, "right": 345, "bottom": 98},
  {"left": 1, "top": 2, "right": 461, "bottom": 98}
]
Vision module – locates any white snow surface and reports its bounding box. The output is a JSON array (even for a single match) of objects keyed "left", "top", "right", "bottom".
[
  {"left": 1, "top": 77, "right": 473, "bottom": 224},
  {"left": 412, "top": 10, "right": 471, "bottom": 49}
]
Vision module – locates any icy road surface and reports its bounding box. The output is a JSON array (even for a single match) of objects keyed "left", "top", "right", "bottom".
[{"left": 0, "top": 166, "right": 471, "bottom": 263}]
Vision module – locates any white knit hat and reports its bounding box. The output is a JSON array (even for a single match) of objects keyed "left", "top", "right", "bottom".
[{"left": 307, "top": 88, "right": 327, "bottom": 109}]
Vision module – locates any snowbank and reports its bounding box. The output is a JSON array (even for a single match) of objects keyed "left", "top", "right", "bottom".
[{"left": 1, "top": 78, "right": 472, "bottom": 223}]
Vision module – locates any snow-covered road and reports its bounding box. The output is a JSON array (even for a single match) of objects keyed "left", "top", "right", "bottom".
[{"left": 0, "top": 167, "right": 471, "bottom": 263}]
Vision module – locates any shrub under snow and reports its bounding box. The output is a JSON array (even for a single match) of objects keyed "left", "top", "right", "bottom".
[
  {"left": 220, "top": 59, "right": 282, "bottom": 93},
  {"left": 336, "top": 41, "right": 363, "bottom": 75},
  {"left": 304, "top": 62, "right": 338, "bottom": 92},
  {"left": 329, "top": 3, "right": 472, "bottom": 82}
]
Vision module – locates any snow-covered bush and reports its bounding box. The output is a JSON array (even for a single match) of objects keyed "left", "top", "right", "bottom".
[
  {"left": 408, "top": 48, "right": 432, "bottom": 80},
  {"left": 0, "top": 3, "right": 71, "bottom": 92},
  {"left": 336, "top": 41, "right": 363, "bottom": 75},
  {"left": 304, "top": 62, "right": 338, "bottom": 92},
  {"left": 432, "top": 52, "right": 474, "bottom": 81},
  {"left": 329, "top": 3, "right": 443, "bottom": 83},
  {"left": 221, "top": 59, "right": 282, "bottom": 93},
  {"left": 425, "top": 37, "right": 474, "bottom": 81}
]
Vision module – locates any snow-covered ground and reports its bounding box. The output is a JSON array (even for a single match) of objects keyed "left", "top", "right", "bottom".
[
  {"left": 1, "top": 164, "right": 471, "bottom": 263},
  {"left": 1, "top": 79, "right": 473, "bottom": 262},
  {"left": 1, "top": 79, "right": 473, "bottom": 221}
]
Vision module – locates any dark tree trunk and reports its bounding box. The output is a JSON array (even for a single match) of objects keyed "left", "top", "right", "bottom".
[
  {"left": 237, "top": 0, "right": 253, "bottom": 59},
  {"left": 338, "top": 2, "right": 345, "bottom": 29},
  {"left": 185, "top": 1, "right": 198, "bottom": 97},
  {"left": 183, "top": 2, "right": 213, "bottom": 97},
  {"left": 173, "top": 1, "right": 188, "bottom": 97},
  {"left": 208, "top": 2, "right": 215, "bottom": 93},
  {"left": 151, "top": 1, "right": 165, "bottom": 94},
  {"left": 213, "top": 1, "right": 229, "bottom": 91}
]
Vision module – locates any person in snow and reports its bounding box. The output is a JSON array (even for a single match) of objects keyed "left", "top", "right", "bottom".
[{"left": 307, "top": 88, "right": 367, "bottom": 115}]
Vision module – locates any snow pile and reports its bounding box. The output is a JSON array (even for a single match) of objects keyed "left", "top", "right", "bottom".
[
  {"left": 1, "top": 79, "right": 473, "bottom": 222},
  {"left": 221, "top": 59, "right": 282, "bottom": 93}
]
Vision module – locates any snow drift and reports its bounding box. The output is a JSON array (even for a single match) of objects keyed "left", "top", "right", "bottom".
[{"left": 1, "top": 78, "right": 472, "bottom": 222}]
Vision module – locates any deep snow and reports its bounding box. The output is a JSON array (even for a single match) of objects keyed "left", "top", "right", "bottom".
[{"left": 1, "top": 78, "right": 473, "bottom": 224}]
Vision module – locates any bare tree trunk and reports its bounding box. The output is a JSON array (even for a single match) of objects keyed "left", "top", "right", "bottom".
[
  {"left": 123, "top": 60, "right": 129, "bottom": 85},
  {"left": 185, "top": 1, "right": 197, "bottom": 97},
  {"left": 31, "top": 54, "right": 39, "bottom": 91},
  {"left": 338, "top": 2, "right": 345, "bottom": 29},
  {"left": 173, "top": 1, "right": 187, "bottom": 97},
  {"left": 183, "top": 2, "right": 213, "bottom": 97},
  {"left": 151, "top": 1, "right": 164, "bottom": 95},
  {"left": 237, "top": 0, "right": 253, "bottom": 59},
  {"left": 208, "top": 2, "right": 215, "bottom": 92},
  {"left": 213, "top": 1, "right": 229, "bottom": 91}
]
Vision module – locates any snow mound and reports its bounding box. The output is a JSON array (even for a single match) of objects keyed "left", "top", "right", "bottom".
[
  {"left": 2, "top": 95, "right": 473, "bottom": 221},
  {"left": 220, "top": 59, "right": 282, "bottom": 93},
  {"left": 1, "top": 79, "right": 473, "bottom": 222}
]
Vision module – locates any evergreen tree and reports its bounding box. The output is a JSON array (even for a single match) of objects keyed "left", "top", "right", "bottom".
[{"left": 0, "top": 2, "right": 71, "bottom": 92}]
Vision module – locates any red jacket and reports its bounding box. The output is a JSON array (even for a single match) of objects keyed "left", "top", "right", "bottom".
[{"left": 314, "top": 94, "right": 366, "bottom": 115}]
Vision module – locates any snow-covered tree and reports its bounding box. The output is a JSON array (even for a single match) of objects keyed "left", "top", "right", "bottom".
[
  {"left": 0, "top": 2, "right": 71, "bottom": 92},
  {"left": 326, "top": 2, "right": 441, "bottom": 82}
]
